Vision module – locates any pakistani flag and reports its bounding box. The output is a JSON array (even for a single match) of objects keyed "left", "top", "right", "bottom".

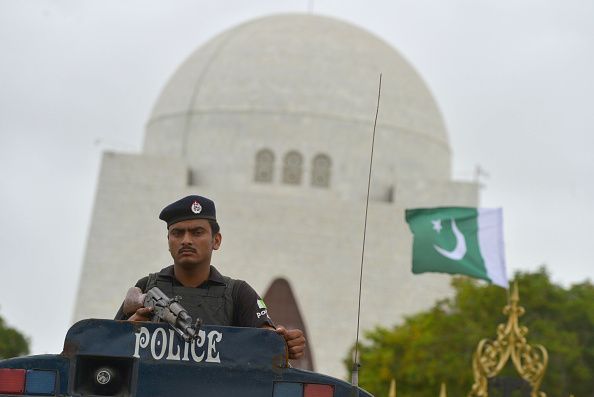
[{"left": 405, "top": 207, "right": 508, "bottom": 288}]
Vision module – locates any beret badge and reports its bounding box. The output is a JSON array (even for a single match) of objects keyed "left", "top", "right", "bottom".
[{"left": 191, "top": 200, "right": 202, "bottom": 214}]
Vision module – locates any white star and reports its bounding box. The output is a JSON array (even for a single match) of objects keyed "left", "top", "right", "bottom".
[{"left": 431, "top": 219, "right": 442, "bottom": 233}]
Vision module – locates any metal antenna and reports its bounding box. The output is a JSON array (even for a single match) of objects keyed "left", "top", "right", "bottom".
[{"left": 351, "top": 73, "right": 382, "bottom": 387}]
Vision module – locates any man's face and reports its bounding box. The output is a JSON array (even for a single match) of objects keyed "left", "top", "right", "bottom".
[{"left": 167, "top": 219, "right": 221, "bottom": 269}]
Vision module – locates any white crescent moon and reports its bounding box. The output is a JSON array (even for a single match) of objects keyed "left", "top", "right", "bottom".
[{"left": 433, "top": 219, "right": 467, "bottom": 260}]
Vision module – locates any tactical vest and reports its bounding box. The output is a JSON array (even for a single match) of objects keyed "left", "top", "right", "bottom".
[{"left": 145, "top": 272, "right": 235, "bottom": 326}]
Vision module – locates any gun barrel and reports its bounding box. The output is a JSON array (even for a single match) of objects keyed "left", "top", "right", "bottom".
[{"left": 144, "top": 287, "right": 201, "bottom": 342}]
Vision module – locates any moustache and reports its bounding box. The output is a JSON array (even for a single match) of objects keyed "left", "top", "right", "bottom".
[{"left": 178, "top": 247, "right": 197, "bottom": 254}]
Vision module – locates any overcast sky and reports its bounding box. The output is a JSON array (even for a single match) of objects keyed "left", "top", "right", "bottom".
[{"left": 1, "top": 0, "right": 593, "bottom": 356}]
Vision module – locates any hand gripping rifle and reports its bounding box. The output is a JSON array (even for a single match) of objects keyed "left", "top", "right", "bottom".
[{"left": 123, "top": 286, "right": 201, "bottom": 342}]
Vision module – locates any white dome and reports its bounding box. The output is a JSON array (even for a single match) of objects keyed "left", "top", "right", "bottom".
[{"left": 144, "top": 14, "right": 452, "bottom": 199}]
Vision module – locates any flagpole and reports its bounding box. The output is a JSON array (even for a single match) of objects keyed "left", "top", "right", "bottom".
[{"left": 352, "top": 73, "right": 382, "bottom": 387}]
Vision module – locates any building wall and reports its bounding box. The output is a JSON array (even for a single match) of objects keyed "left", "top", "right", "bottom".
[{"left": 74, "top": 151, "right": 477, "bottom": 377}]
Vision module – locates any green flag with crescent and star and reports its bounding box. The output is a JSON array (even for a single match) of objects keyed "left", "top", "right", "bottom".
[{"left": 405, "top": 207, "right": 508, "bottom": 288}]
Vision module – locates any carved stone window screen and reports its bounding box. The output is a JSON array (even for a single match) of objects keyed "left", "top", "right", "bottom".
[
  {"left": 283, "top": 151, "right": 303, "bottom": 185},
  {"left": 311, "top": 154, "right": 331, "bottom": 187},
  {"left": 255, "top": 149, "right": 274, "bottom": 183}
]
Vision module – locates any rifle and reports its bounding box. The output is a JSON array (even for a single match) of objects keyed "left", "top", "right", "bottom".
[{"left": 123, "top": 286, "right": 201, "bottom": 342}]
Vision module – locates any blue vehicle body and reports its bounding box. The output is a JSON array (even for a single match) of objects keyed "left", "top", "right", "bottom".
[{"left": 0, "top": 319, "right": 373, "bottom": 397}]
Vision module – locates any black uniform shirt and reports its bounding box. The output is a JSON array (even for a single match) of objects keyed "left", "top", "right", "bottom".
[{"left": 114, "top": 265, "right": 274, "bottom": 328}]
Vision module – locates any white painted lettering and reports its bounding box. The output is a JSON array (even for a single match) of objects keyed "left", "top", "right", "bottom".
[
  {"left": 151, "top": 328, "right": 167, "bottom": 360},
  {"left": 181, "top": 341, "right": 190, "bottom": 361},
  {"left": 190, "top": 329, "right": 206, "bottom": 362},
  {"left": 132, "top": 327, "right": 224, "bottom": 364},
  {"left": 133, "top": 327, "right": 150, "bottom": 358},
  {"left": 166, "top": 330, "right": 181, "bottom": 360},
  {"left": 206, "top": 330, "right": 223, "bottom": 363}
]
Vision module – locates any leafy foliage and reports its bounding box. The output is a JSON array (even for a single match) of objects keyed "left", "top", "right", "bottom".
[
  {"left": 0, "top": 312, "right": 29, "bottom": 359},
  {"left": 345, "top": 268, "right": 594, "bottom": 397}
]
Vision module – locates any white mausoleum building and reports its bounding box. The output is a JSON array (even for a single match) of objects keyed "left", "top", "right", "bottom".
[{"left": 74, "top": 14, "right": 478, "bottom": 377}]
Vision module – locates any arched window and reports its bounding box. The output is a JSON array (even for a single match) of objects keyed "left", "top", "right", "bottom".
[
  {"left": 311, "top": 154, "right": 331, "bottom": 187},
  {"left": 254, "top": 149, "right": 274, "bottom": 183},
  {"left": 282, "top": 151, "right": 303, "bottom": 185},
  {"left": 263, "top": 278, "right": 314, "bottom": 371}
]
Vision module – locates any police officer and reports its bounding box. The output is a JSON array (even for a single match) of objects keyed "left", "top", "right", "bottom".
[{"left": 115, "top": 195, "right": 306, "bottom": 360}]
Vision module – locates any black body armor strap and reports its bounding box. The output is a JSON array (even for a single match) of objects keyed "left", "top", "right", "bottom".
[{"left": 145, "top": 271, "right": 235, "bottom": 326}]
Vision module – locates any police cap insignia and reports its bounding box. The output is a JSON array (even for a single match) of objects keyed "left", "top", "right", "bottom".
[
  {"left": 159, "top": 195, "right": 216, "bottom": 227},
  {"left": 191, "top": 200, "right": 202, "bottom": 214}
]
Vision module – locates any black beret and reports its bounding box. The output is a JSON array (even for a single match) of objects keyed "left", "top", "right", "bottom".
[{"left": 159, "top": 195, "right": 216, "bottom": 227}]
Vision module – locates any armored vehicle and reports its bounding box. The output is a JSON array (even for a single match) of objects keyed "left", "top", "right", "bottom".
[{"left": 0, "top": 319, "right": 373, "bottom": 397}]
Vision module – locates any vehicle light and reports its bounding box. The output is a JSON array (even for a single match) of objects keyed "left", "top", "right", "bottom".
[
  {"left": 25, "top": 369, "right": 56, "bottom": 395},
  {"left": 273, "top": 382, "right": 303, "bottom": 397},
  {"left": 304, "top": 383, "right": 334, "bottom": 397},
  {"left": 0, "top": 368, "right": 26, "bottom": 395}
]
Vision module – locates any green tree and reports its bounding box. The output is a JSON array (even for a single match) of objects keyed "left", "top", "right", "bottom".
[
  {"left": 0, "top": 312, "right": 29, "bottom": 359},
  {"left": 346, "top": 268, "right": 594, "bottom": 397}
]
